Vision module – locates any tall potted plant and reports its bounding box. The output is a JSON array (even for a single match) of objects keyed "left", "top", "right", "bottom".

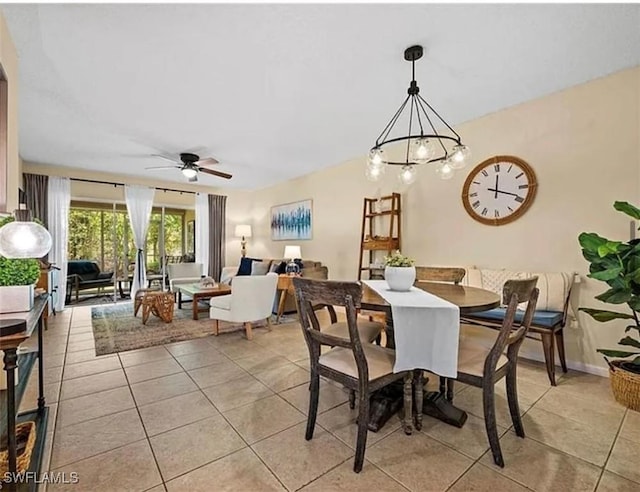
[
  {"left": 384, "top": 251, "right": 416, "bottom": 292},
  {"left": 0, "top": 216, "right": 41, "bottom": 313},
  {"left": 578, "top": 201, "right": 640, "bottom": 410}
]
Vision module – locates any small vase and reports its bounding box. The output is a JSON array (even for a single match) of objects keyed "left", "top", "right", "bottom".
[{"left": 384, "top": 266, "right": 416, "bottom": 292}]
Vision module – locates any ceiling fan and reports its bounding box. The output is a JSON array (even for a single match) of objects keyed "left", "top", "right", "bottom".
[{"left": 145, "top": 152, "right": 232, "bottom": 182}]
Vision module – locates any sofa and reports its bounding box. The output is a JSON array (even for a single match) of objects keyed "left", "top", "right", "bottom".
[
  {"left": 459, "top": 267, "right": 576, "bottom": 386},
  {"left": 220, "top": 258, "right": 328, "bottom": 313},
  {"left": 167, "top": 263, "right": 204, "bottom": 293},
  {"left": 66, "top": 260, "right": 114, "bottom": 303}
]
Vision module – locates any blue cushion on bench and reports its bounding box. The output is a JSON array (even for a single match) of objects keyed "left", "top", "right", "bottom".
[{"left": 465, "top": 308, "right": 564, "bottom": 329}]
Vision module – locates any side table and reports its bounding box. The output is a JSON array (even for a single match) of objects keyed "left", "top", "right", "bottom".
[{"left": 276, "top": 274, "right": 300, "bottom": 323}]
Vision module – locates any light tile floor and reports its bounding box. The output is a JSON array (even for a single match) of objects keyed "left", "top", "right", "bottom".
[{"left": 27, "top": 306, "right": 640, "bottom": 491}]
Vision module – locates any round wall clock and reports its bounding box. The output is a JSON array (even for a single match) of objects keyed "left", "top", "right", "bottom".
[{"left": 461, "top": 155, "right": 538, "bottom": 226}]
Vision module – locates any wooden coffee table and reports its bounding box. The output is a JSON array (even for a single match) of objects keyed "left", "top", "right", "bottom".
[{"left": 176, "top": 283, "right": 231, "bottom": 320}]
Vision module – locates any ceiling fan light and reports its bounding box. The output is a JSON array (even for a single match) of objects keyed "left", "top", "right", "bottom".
[{"left": 182, "top": 167, "right": 197, "bottom": 179}]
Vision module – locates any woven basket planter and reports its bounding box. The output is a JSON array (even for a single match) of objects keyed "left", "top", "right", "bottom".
[
  {"left": 609, "top": 361, "right": 640, "bottom": 411},
  {"left": 0, "top": 421, "right": 36, "bottom": 474}
]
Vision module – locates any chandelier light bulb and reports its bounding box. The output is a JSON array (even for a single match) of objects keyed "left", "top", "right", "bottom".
[
  {"left": 449, "top": 144, "right": 471, "bottom": 169},
  {"left": 365, "top": 161, "right": 385, "bottom": 181},
  {"left": 435, "top": 162, "right": 455, "bottom": 180},
  {"left": 412, "top": 137, "right": 434, "bottom": 165},
  {"left": 398, "top": 165, "right": 417, "bottom": 185},
  {"left": 182, "top": 167, "right": 198, "bottom": 179},
  {"left": 368, "top": 148, "right": 387, "bottom": 167}
]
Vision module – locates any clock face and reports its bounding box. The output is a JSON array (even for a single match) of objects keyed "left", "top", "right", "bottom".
[{"left": 461, "top": 156, "right": 537, "bottom": 226}]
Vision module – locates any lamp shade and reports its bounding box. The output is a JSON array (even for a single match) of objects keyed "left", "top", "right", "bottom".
[
  {"left": 0, "top": 220, "right": 52, "bottom": 259},
  {"left": 284, "top": 245, "right": 301, "bottom": 260},
  {"left": 234, "top": 224, "right": 252, "bottom": 238}
]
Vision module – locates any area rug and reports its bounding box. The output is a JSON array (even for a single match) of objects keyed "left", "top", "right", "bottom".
[{"left": 91, "top": 302, "right": 218, "bottom": 356}]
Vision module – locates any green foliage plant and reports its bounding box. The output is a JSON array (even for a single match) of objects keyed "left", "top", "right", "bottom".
[
  {"left": 578, "top": 201, "right": 640, "bottom": 373},
  {"left": 0, "top": 216, "right": 41, "bottom": 287},
  {"left": 384, "top": 251, "right": 415, "bottom": 268}
]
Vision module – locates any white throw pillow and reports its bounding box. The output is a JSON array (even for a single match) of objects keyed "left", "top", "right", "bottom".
[{"left": 251, "top": 260, "right": 270, "bottom": 276}]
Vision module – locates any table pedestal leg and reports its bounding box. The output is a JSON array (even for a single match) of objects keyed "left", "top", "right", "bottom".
[{"left": 3, "top": 349, "right": 18, "bottom": 476}]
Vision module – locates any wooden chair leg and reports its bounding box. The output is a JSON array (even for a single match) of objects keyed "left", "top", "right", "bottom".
[
  {"left": 348, "top": 390, "right": 356, "bottom": 410},
  {"left": 353, "top": 386, "right": 370, "bottom": 473},
  {"left": 306, "top": 372, "right": 320, "bottom": 440},
  {"left": 213, "top": 319, "right": 219, "bottom": 336},
  {"left": 555, "top": 328, "right": 568, "bottom": 373},
  {"left": 401, "top": 373, "right": 413, "bottom": 435},
  {"left": 244, "top": 321, "right": 253, "bottom": 341},
  {"left": 439, "top": 376, "right": 446, "bottom": 395},
  {"left": 506, "top": 363, "right": 525, "bottom": 438},
  {"left": 413, "top": 371, "right": 424, "bottom": 431},
  {"left": 483, "top": 383, "right": 504, "bottom": 467},
  {"left": 541, "top": 332, "right": 557, "bottom": 386},
  {"left": 266, "top": 316, "right": 273, "bottom": 332}
]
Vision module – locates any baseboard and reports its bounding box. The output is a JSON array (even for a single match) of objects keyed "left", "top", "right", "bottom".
[{"left": 517, "top": 348, "right": 609, "bottom": 378}]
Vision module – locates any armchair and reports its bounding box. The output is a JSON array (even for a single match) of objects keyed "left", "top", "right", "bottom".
[
  {"left": 167, "top": 263, "right": 203, "bottom": 293},
  {"left": 210, "top": 272, "right": 278, "bottom": 340}
]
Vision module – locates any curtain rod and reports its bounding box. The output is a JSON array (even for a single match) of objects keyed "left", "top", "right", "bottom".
[{"left": 70, "top": 177, "right": 197, "bottom": 195}]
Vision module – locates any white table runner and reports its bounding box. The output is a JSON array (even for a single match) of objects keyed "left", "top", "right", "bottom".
[{"left": 363, "top": 280, "right": 460, "bottom": 378}]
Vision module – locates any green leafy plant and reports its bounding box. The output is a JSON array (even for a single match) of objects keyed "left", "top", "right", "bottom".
[
  {"left": 0, "top": 216, "right": 41, "bottom": 286},
  {"left": 578, "top": 201, "right": 640, "bottom": 373},
  {"left": 384, "top": 251, "right": 415, "bottom": 267}
]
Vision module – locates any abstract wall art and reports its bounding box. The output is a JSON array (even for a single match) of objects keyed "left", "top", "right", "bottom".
[{"left": 270, "top": 199, "right": 312, "bottom": 240}]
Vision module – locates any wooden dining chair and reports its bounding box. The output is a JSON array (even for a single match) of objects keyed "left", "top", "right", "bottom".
[
  {"left": 414, "top": 266, "right": 467, "bottom": 399},
  {"left": 292, "top": 277, "right": 413, "bottom": 473},
  {"left": 455, "top": 278, "right": 539, "bottom": 467}
]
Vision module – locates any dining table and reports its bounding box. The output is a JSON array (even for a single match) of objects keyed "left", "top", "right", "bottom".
[{"left": 361, "top": 280, "right": 501, "bottom": 432}]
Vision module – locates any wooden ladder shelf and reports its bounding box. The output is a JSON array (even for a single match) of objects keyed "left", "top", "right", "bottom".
[{"left": 357, "top": 193, "right": 402, "bottom": 280}]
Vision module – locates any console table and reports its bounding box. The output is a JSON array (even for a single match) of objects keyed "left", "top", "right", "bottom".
[{"left": 0, "top": 297, "right": 48, "bottom": 491}]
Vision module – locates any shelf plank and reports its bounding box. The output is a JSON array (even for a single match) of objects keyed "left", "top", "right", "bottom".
[{"left": 0, "top": 352, "right": 37, "bottom": 443}]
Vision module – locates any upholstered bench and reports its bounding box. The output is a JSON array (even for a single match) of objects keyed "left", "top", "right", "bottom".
[{"left": 460, "top": 268, "right": 576, "bottom": 386}]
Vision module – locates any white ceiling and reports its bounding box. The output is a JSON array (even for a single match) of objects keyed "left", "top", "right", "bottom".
[{"left": 2, "top": 4, "right": 639, "bottom": 190}]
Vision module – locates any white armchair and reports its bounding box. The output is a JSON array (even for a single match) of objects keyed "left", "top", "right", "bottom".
[
  {"left": 167, "top": 263, "right": 203, "bottom": 293},
  {"left": 209, "top": 272, "right": 278, "bottom": 340}
]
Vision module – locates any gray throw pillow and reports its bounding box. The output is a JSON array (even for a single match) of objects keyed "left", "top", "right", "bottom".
[{"left": 251, "top": 260, "right": 270, "bottom": 276}]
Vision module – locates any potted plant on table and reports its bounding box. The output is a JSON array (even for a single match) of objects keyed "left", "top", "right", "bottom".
[
  {"left": 578, "top": 201, "right": 640, "bottom": 410},
  {"left": 383, "top": 251, "right": 416, "bottom": 292},
  {"left": 0, "top": 216, "right": 41, "bottom": 313}
]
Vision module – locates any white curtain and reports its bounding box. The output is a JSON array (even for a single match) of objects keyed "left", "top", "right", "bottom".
[
  {"left": 47, "top": 177, "right": 70, "bottom": 312},
  {"left": 125, "top": 185, "right": 155, "bottom": 298},
  {"left": 195, "top": 192, "right": 209, "bottom": 275}
]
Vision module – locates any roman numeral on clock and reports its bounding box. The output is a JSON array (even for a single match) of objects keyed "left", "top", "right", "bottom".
[
  {"left": 472, "top": 201, "right": 480, "bottom": 208},
  {"left": 481, "top": 170, "right": 489, "bottom": 177},
  {"left": 515, "top": 196, "right": 524, "bottom": 203},
  {"left": 481, "top": 207, "right": 488, "bottom": 216},
  {"left": 515, "top": 172, "right": 524, "bottom": 179},
  {"left": 518, "top": 184, "right": 529, "bottom": 189},
  {"left": 495, "top": 210, "right": 500, "bottom": 218},
  {"left": 494, "top": 164, "right": 500, "bottom": 173},
  {"left": 470, "top": 192, "right": 478, "bottom": 197}
]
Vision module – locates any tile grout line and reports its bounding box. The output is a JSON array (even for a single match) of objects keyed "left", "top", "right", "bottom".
[{"left": 594, "top": 407, "right": 629, "bottom": 490}]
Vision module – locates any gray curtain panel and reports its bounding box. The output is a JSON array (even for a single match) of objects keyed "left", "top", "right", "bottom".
[
  {"left": 23, "top": 173, "right": 49, "bottom": 226},
  {"left": 208, "top": 194, "right": 227, "bottom": 281}
]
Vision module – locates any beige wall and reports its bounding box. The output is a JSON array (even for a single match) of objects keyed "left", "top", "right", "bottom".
[
  {"left": 241, "top": 67, "right": 640, "bottom": 374},
  {"left": 0, "top": 11, "right": 19, "bottom": 211}
]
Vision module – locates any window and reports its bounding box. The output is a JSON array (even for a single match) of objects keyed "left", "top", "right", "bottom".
[{"left": 68, "top": 202, "right": 189, "bottom": 276}]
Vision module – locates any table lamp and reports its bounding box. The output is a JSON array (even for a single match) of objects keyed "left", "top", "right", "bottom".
[
  {"left": 0, "top": 204, "right": 52, "bottom": 259},
  {"left": 234, "top": 224, "right": 252, "bottom": 258},
  {"left": 283, "top": 245, "right": 302, "bottom": 276}
]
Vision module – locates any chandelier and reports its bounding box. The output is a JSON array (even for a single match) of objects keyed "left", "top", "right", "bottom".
[{"left": 367, "top": 45, "right": 470, "bottom": 185}]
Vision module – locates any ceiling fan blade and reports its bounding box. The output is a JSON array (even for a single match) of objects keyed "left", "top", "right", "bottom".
[
  {"left": 151, "top": 154, "right": 177, "bottom": 164},
  {"left": 145, "top": 165, "right": 180, "bottom": 170},
  {"left": 188, "top": 175, "right": 198, "bottom": 183},
  {"left": 195, "top": 157, "right": 219, "bottom": 166},
  {"left": 198, "top": 167, "right": 232, "bottom": 179}
]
